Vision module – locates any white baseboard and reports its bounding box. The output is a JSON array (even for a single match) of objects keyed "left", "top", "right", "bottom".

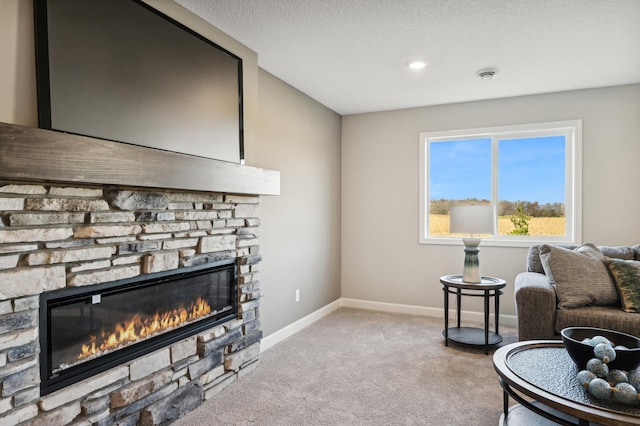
[
  {"left": 260, "top": 299, "right": 342, "bottom": 352},
  {"left": 261, "top": 297, "right": 518, "bottom": 352},
  {"left": 340, "top": 298, "right": 443, "bottom": 317}
]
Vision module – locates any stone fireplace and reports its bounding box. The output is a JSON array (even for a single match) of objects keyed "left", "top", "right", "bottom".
[{"left": 0, "top": 123, "right": 279, "bottom": 425}]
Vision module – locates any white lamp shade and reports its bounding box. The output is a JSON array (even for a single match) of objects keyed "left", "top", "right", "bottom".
[{"left": 449, "top": 205, "right": 496, "bottom": 236}]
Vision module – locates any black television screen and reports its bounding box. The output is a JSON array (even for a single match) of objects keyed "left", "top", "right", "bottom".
[{"left": 34, "top": 0, "right": 243, "bottom": 163}]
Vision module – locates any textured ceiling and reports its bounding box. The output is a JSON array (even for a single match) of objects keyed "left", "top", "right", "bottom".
[{"left": 175, "top": 0, "right": 640, "bottom": 115}]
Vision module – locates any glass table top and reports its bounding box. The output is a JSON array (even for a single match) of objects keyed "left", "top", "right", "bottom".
[{"left": 506, "top": 346, "right": 640, "bottom": 417}]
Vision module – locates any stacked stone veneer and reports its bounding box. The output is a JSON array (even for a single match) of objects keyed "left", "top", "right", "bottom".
[{"left": 0, "top": 181, "right": 263, "bottom": 425}]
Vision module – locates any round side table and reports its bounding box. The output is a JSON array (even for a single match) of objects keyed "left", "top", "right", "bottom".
[{"left": 440, "top": 274, "right": 506, "bottom": 355}]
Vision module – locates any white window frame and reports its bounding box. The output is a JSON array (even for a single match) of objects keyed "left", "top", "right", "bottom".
[{"left": 419, "top": 120, "right": 582, "bottom": 247}]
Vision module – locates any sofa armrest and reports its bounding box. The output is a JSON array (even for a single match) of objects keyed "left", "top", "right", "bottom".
[{"left": 514, "top": 272, "right": 558, "bottom": 341}]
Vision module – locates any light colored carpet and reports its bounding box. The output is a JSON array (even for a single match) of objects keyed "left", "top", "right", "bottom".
[{"left": 172, "top": 307, "right": 519, "bottom": 425}]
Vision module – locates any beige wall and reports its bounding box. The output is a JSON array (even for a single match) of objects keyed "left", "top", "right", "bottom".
[
  {"left": 0, "top": 0, "right": 37, "bottom": 126},
  {"left": 0, "top": 0, "right": 342, "bottom": 338},
  {"left": 249, "top": 71, "right": 342, "bottom": 335},
  {"left": 341, "top": 84, "right": 640, "bottom": 318}
]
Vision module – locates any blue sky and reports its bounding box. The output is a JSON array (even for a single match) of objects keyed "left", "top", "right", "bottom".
[{"left": 429, "top": 136, "right": 565, "bottom": 204}]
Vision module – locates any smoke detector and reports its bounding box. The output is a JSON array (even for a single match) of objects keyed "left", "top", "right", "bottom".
[{"left": 476, "top": 68, "right": 498, "bottom": 81}]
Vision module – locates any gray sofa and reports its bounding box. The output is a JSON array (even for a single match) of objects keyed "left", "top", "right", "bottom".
[{"left": 514, "top": 243, "right": 640, "bottom": 341}]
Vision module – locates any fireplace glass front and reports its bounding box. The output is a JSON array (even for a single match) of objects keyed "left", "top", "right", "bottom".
[{"left": 40, "top": 260, "right": 236, "bottom": 395}]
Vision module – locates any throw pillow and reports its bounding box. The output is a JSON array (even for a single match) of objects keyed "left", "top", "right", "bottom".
[
  {"left": 540, "top": 243, "right": 604, "bottom": 286},
  {"left": 604, "top": 257, "right": 640, "bottom": 313},
  {"left": 539, "top": 243, "right": 619, "bottom": 308}
]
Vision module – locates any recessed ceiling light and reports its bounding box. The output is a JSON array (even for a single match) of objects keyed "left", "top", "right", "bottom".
[
  {"left": 476, "top": 68, "right": 498, "bottom": 80},
  {"left": 408, "top": 60, "right": 427, "bottom": 70}
]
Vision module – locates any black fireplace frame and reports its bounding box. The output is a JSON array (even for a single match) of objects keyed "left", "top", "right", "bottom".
[{"left": 39, "top": 259, "right": 237, "bottom": 395}]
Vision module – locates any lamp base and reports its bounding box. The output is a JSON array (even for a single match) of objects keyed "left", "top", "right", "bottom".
[{"left": 461, "top": 237, "right": 481, "bottom": 283}]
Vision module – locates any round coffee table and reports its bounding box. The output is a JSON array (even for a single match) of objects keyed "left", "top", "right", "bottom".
[{"left": 493, "top": 341, "right": 640, "bottom": 425}]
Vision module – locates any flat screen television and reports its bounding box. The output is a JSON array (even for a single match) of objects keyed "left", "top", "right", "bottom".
[{"left": 34, "top": 0, "right": 244, "bottom": 164}]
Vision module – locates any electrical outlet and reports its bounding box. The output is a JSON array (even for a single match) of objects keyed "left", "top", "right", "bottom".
[{"left": 295, "top": 289, "right": 300, "bottom": 302}]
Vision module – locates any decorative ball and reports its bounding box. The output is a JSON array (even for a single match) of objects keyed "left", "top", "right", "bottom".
[
  {"left": 586, "top": 358, "right": 609, "bottom": 378},
  {"left": 588, "top": 378, "right": 613, "bottom": 400},
  {"left": 594, "top": 343, "right": 616, "bottom": 363},
  {"left": 606, "top": 369, "right": 628, "bottom": 386},
  {"left": 577, "top": 370, "right": 596, "bottom": 388},
  {"left": 591, "top": 335, "right": 613, "bottom": 347},
  {"left": 628, "top": 369, "right": 640, "bottom": 390},
  {"left": 613, "top": 382, "right": 639, "bottom": 405}
]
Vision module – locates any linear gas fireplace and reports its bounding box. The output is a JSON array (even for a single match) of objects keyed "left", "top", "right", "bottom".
[{"left": 39, "top": 259, "right": 237, "bottom": 395}]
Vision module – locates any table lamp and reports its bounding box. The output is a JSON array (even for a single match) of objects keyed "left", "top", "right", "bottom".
[{"left": 449, "top": 205, "right": 496, "bottom": 283}]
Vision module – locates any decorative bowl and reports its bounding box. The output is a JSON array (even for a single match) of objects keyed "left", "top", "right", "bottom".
[{"left": 561, "top": 327, "right": 640, "bottom": 371}]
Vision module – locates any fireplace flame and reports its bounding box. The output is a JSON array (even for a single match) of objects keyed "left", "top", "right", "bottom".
[{"left": 78, "top": 296, "right": 211, "bottom": 360}]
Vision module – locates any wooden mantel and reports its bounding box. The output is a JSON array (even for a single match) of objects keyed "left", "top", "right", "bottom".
[{"left": 0, "top": 122, "right": 280, "bottom": 196}]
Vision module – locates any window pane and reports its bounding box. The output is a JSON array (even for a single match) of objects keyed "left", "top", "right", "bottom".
[
  {"left": 429, "top": 138, "right": 491, "bottom": 236},
  {"left": 498, "top": 136, "right": 565, "bottom": 236}
]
